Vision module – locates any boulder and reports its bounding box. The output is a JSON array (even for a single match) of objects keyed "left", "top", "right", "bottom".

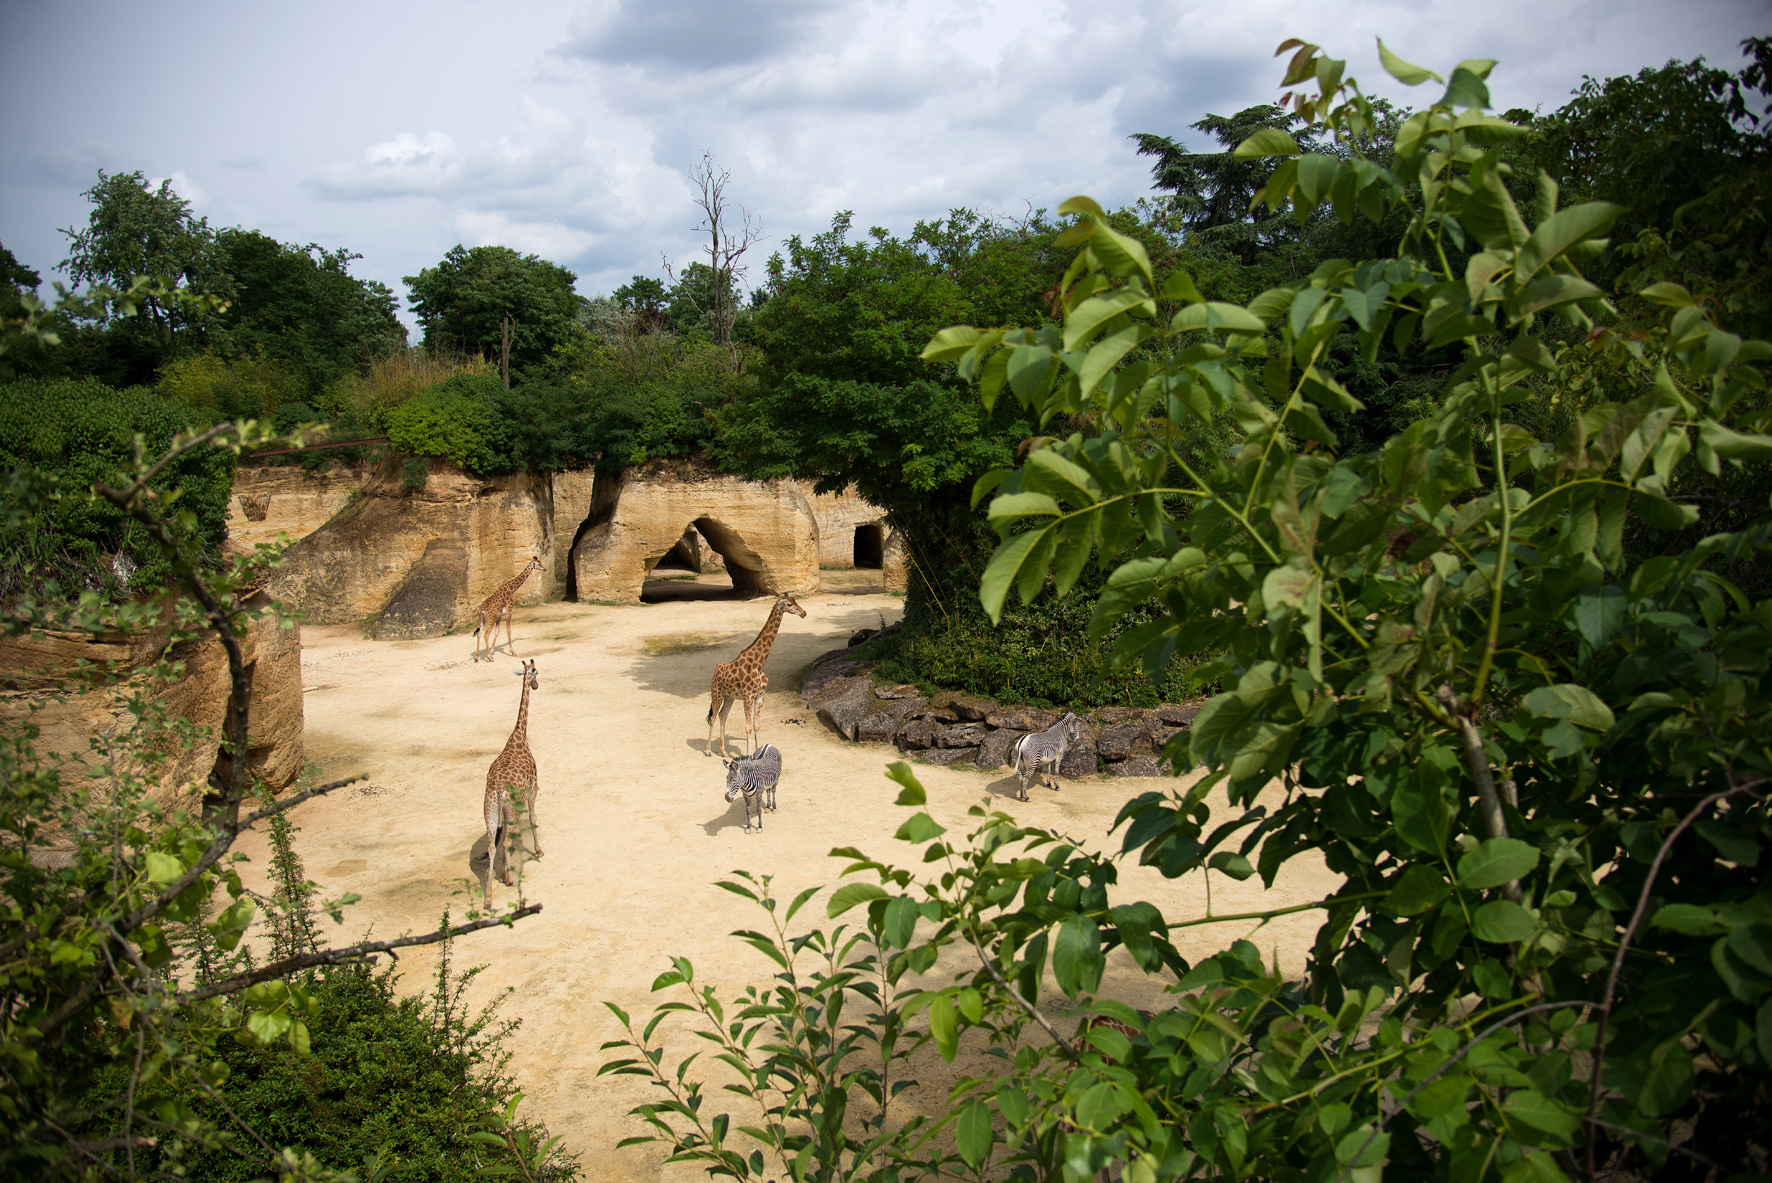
[
  {"left": 1096, "top": 722, "right": 1153, "bottom": 761},
  {"left": 268, "top": 459, "right": 557, "bottom": 633},
  {"left": 227, "top": 465, "right": 361, "bottom": 552},
  {"left": 1092, "top": 706, "right": 1149, "bottom": 726},
  {"left": 897, "top": 717, "right": 945, "bottom": 750},
  {"left": 950, "top": 695, "right": 997, "bottom": 721},
  {"left": 1059, "top": 724, "right": 1099, "bottom": 778},
  {"left": 802, "top": 659, "right": 873, "bottom": 706},
  {"left": 1154, "top": 703, "right": 1201, "bottom": 727},
  {"left": 915, "top": 747, "right": 977, "bottom": 766},
  {"left": 987, "top": 708, "right": 1060, "bottom": 732},
  {"left": 935, "top": 724, "right": 986, "bottom": 749},
  {"left": 571, "top": 457, "right": 820, "bottom": 603},
  {"left": 874, "top": 683, "right": 922, "bottom": 699},
  {"left": 0, "top": 600, "right": 305, "bottom": 817},
  {"left": 857, "top": 697, "right": 927, "bottom": 744},
  {"left": 816, "top": 681, "right": 877, "bottom": 741},
  {"left": 975, "top": 728, "right": 1026, "bottom": 771},
  {"left": 1109, "top": 756, "right": 1167, "bottom": 778}
]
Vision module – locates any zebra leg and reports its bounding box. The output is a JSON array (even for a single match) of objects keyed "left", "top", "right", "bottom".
[{"left": 765, "top": 782, "right": 776, "bottom": 813}]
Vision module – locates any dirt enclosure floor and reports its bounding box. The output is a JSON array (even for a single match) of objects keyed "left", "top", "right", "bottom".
[{"left": 238, "top": 570, "right": 1337, "bottom": 1180}]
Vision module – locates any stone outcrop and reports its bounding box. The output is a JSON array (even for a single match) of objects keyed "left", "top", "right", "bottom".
[
  {"left": 882, "top": 530, "right": 909, "bottom": 593},
  {"left": 267, "top": 458, "right": 557, "bottom": 637},
  {"left": 571, "top": 457, "right": 820, "bottom": 603},
  {"left": 0, "top": 600, "right": 305, "bottom": 816},
  {"left": 227, "top": 465, "right": 362, "bottom": 552},
  {"left": 798, "top": 482, "right": 888, "bottom": 570},
  {"left": 798, "top": 647, "right": 1195, "bottom": 777},
  {"left": 550, "top": 469, "right": 597, "bottom": 590}
]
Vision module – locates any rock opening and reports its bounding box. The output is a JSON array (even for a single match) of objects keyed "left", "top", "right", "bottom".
[{"left": 853, "top": 524, "right": 885, "bottom": 569}]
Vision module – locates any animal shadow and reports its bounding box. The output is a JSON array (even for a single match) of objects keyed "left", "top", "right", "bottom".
[
  {"left": 700, "top": 796, "right": 755, "bottom": 836},
  {"left": 468, "top": 827, "right": 538, "bottom": 896}
]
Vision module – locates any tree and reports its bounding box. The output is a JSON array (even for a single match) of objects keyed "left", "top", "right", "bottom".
[
  {"left": 1132, "top": 105, "right": 1320, "bottom": 263},
  {"left": 59, "top": 171, "right": 222, "bottom": 350},
  {"left": 210, "top": 230, "right": 405, "bottom": 393},
  {"left": 671, "top": 152, "right": 761, "bottom": 371},
  {"left": 403, "top": 245, "right": 580, "bottom": 373}
]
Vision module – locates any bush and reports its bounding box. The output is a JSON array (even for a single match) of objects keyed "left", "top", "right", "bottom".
[
  {"left": 159, "top": 347, "right": 302, "bottom": 420},
  {"left": 385, "top": 375, "right": 510, "bottom": 475},
  {"left": 0, "top": 376, "right": 233, "bottom": 602},
  {"left": 317, "top": 347, "right": 497, "bottom": 435},
  {"left": 75, "top": 951, "right": 572, "bottom": 1181}
]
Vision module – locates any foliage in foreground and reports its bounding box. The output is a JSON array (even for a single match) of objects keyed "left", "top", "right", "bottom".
[
  {"left": 0, "top": 415, "right": 554, "bottom": 1179},
  {"left": 610, "top": 38, "right": 1772, "bottom": 1183}
]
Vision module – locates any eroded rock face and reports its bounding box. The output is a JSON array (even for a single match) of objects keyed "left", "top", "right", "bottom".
[
  {"left": 0, "top": 601, "right": 305, "bottom": 816},
  {"left": 227, "top": 465, "right": 362, "bottom": 553},
  {"left": 571, "top": 458, "right": 819, "bottom": 603},
  {"left": 798, "top": 482, "right": 891, "bottom": 571},
  {"left": 268, "top": 459, "right": 557, "bottom": 636},
  {"left": 550, "top": 469, "right": 597, "bottom": 590}
]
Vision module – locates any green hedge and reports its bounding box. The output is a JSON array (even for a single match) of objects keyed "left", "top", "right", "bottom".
[
  {"left": 385, "top": 374, "right": 511, "bottom": 475},
  {"left": 0, "top": 377, "right": 234, "bottom": 602}
]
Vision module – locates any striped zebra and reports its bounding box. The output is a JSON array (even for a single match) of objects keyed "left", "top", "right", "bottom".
[
  {"left": 724, "top": 743, "right": 782, "bottom": 833},
  {"left": 1010, "top": 712, "right": 1084, "bottom": 801}
]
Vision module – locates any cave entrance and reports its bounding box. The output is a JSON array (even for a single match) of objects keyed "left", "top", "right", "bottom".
[
  {"left": 640, "top": 520, "right": 761, "bottom": 603},
  {"left": 853, "top": 524, "right": 885, "bottom": 569}
]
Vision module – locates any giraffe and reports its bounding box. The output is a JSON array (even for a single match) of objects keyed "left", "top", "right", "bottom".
[
  {"left": 483, "top": 659, "right": 542, "bottom": 900},
  {"left": 473, "top": 556, "right": 544, "bottom": 662},
  {"left": 706, "top": 593, "right": 807, "bottom": 758}
]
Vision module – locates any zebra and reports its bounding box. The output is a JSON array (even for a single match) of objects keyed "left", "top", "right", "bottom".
[
  {"left": 723, "top": 743, "right": 783, "bottom": 833},
  {"left": 1010, "top": 712, "right": 1085, "bottom": 802}
]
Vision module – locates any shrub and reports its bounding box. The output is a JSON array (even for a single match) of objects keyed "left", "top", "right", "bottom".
[
  {"left": 316, "top": 347, "right": 497, "bottom": 435},
  {"left": 385, "top": 375, "right": 510, "bottom": 475},
  {"left": 158, "top": 347, "right": 302, "bottom": 420},
  {"left": 0, "top": 376, "right": 233, "bottom": 602}
]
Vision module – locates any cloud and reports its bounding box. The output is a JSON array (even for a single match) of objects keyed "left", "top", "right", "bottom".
[
  {"left": 151, "top": 170, "right": 209, "bottom": 209},
  {"left": 16, "top": 143, "right": 121, "bottom": 187},
  {"left": 555, "top": 0, "right": 838, "bottom": 70},
  {"left": 455, "top": 210, "right": 599, "bottom": 261},
  {"left": 218, "top": 156, "right": 267, "bottom": 171}
]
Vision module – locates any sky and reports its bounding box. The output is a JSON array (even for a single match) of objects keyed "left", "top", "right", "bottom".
[{"left": 2, "top": 0, "right": 1768, "bottom": 333}]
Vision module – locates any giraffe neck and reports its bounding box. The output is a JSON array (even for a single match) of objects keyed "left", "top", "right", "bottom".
[
  {"left": 512, "top": 679, "right": 531, "bottom": 746},
  {"left": 742, "top": 600, "right": 788, "bottom": 666},
  {"left": 504, "top": 567, "right": 535, "bottom": 599}
]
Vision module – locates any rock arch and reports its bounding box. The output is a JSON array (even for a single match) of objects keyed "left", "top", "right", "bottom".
[{"left": 569, "top": 458, "right": 821, "bottom": 603}]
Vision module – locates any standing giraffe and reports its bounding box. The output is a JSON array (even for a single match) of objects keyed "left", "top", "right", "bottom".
[
  {"left": 473, "top": 556, "right": 544, "bottom": 662},
  {"left": 483, "top": 659, "right": 542, "bottom": 900},
  {"left": 706, "top": 593, "right": 807, "bottom": 758}
]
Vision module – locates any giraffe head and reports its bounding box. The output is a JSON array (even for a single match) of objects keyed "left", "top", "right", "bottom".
[
  {"left": 779, "top": 593, "right": 807, "bottom": 619},
  {"left": 525, "top": 556, "right": 544, "bottom": 575},
  {"left": 514, "top": 659, "right": 539, "bottom": 689}
]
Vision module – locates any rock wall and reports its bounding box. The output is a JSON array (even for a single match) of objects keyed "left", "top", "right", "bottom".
[
  {"left": 268, "top": 459, "right": 558, "bottom": 638},
  {"left": 550, "top": 469, "right": 596, "bottom": 591},
  {"left": 797, "top": 482, "right": 889, "bottom": 569},
  {"left": 571, "top": 457, "right": 820, "bottom": 603},
  {"left": 227, "top": 465, "right": 362, "bottom": 552},
  {"left": 800, "top": 648, "right": 1199, "bottom": 777},
  {"left": 0, "top": 601, "right": 306, "bottom": 817}
]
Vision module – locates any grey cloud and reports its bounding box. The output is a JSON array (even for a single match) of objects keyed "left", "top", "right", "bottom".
[
  {"left": 218, "top": 156, "right": 267, "bottom": 170},
  {"left": 556, "top": 0, "right": 837, "bottom": 70},
  {"left": 16, "top": 143, "right": 120, "bottom": 187}
]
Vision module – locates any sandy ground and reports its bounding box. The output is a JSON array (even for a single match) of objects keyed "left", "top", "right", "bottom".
[{"left": 235, "top": 569, "right": 1338, "bottom": 1180}]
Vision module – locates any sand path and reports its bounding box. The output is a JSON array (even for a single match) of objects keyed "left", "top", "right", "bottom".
[{"left": 237, "top": 571, "right": 1337, "bottom": 1180}]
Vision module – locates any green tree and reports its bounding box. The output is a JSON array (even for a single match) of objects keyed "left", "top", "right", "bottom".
[
  {"left": 58, "top": 171, "right": 223, "bottom": 363},
  {"left": 1132, "top": 105, "right": 1321, "bottom": 264},
  {"left": 210, "top": 230, "right": 405, "bottom": 393},
  {"left": 404, "top": 245, "right": 581, "bottom": 373}
]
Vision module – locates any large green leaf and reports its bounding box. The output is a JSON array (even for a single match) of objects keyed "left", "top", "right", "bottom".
[
  {"left": 1457, "top": 838, "right": 1540, "bottom": 890},
  {"left": 1064, "top": 287, "right": 1155, "bottom": 352},
  {"left": 826, "top": 883, "right": 889, "bottom": 918},
  {"left": 1523, "top": 684, "right": 1616, "bottom": 730},
  {"left": 1386, "top": 866, "right": 1450, "bottom": 916},
  {"left": 1053, "top": 914, "right": 1104, "bottom": 997},
  {"left": 1377, "top": 38, "right": 1441, "bottom": 85},
  {"left": 955, "top": 1101, "right": 992, "bottom": 1169},
  {"left": 1233, "top": 128, "right": 1303, "bottom": 159},
  {"left": 979, "top": 525, "right": 1056, "bottom": 622},
  {"left": 1471, "top": 900, "right": 1537, "bottom": 944},
  {"left": 1514, "top": 201, "right": 1622, "bottom": 278}
]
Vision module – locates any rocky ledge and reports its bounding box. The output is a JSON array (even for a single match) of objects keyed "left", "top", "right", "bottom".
[{"left": 799, "top": 647, "right": 1199, "bottom": 777}]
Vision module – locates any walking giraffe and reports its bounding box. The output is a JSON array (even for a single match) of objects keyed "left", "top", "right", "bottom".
[
  {"left": 473, "top": 556, "right": 544, "bottom": 662},
  {"left": 706, "top": 593, "right": 806, "bottom": 758},
  {"left": 484, "top": 659, "right": 542, "bottom": 900}
]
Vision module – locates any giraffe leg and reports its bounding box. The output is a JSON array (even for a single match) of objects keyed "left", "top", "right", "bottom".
[
  {"left": 505, "top": 607, "right": 516, "bottom": 656},
  {"left": 717, "top": 698, "right": 737, "bottom": 759},
  {"left": 484, "top": 794, "right": 502, "bottom": 901},
  {"left": 525, "top": 783, "right": 542, "bottom": 858},
  {"left": 500, "top": 801, "right": 518, "bottom": 885}
]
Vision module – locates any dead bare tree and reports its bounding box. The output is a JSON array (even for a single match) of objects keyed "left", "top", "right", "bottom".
[{"left": 666, "top": 152, "right": 762, "bottom": 378}]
